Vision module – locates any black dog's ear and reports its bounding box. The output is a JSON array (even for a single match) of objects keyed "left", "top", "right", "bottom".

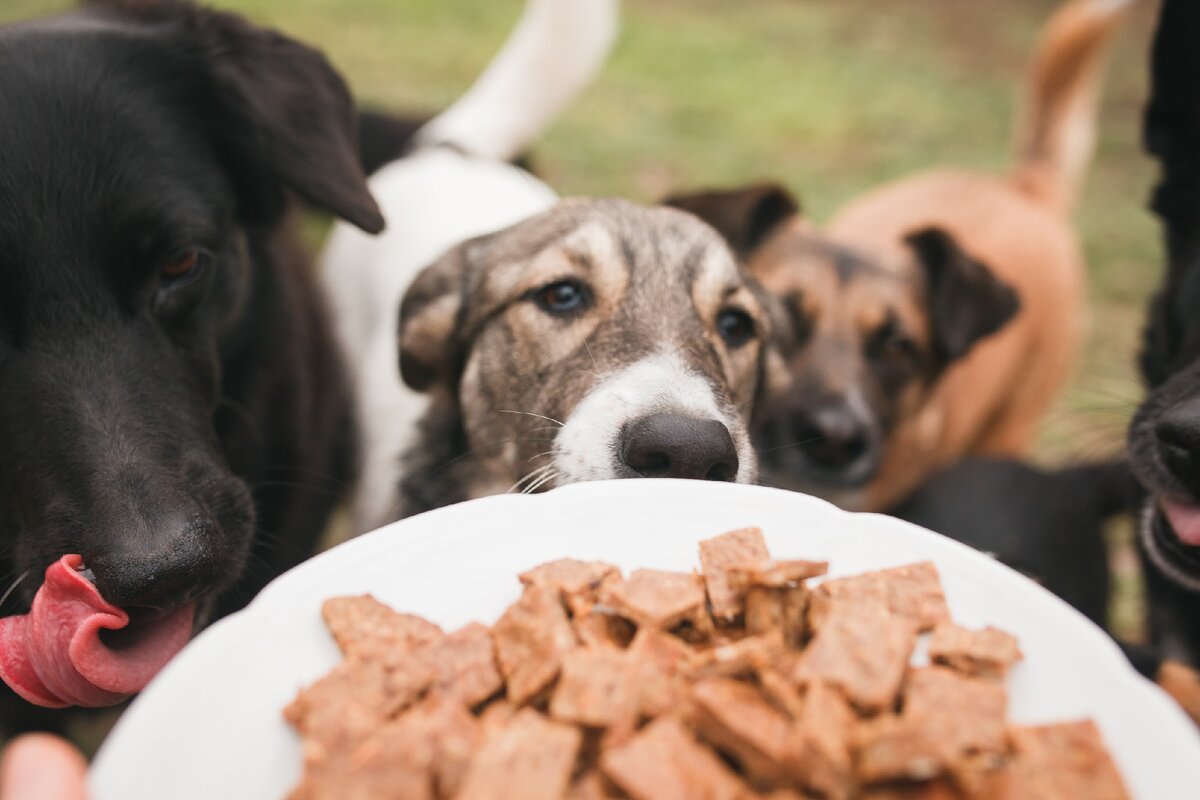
[
  {"left": 905, "top": 227, "right": 1021, "bottom": 364},
  {"left": 662, "top": 183, "right": 799, "bottom": 258},
  {"left": 88, "top": 0, "right": 384, "bottom": 233},
  {"left": 397, "top": 235, "right": 495, "bottom": 392}
]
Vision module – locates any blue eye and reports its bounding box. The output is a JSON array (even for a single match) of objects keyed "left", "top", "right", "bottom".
[
  {"left": 532, "top": 280, "right": 588, "bottom": 315},
  {"left": 716, "top": 307, "right": 756, "bottom": 347}
]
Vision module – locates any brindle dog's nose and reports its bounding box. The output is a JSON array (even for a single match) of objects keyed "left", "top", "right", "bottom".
[
  {"left": 621, "top": 413, "right": 739, "bottom": 481},
  {"left": 1156, "top": 397, "right": 1200, "bottom": 490},
  {"left": 794, "top": 406, "right": 872, "bottom": 472}
]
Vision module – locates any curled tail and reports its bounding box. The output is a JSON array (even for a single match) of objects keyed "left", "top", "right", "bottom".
[
  {"left": 414, "top": 0, "right": 618, "bottom": 162},
  {"left": 1011, "top": 0, "right": 1136, "bottom": 213}
]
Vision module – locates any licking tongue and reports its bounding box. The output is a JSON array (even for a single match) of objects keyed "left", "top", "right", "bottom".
[
  {"left": 0, "top": 555, "right": 194, "bottom": 708},
  {"left": 1161, "top": 498, "right": 1200, "bottom": 548}
]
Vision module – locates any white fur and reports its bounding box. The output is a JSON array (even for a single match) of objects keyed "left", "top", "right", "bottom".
[
  {"left": 321, "top": 0, "right": 617, "bottom": 532},
  {"left": 416, "top": 0, "right": 618, "bottom": 161},
  {"left": 554, "top": 349, "right": 757, "bottom": 484}
]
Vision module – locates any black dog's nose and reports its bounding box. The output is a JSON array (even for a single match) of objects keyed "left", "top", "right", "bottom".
[
  {"left": 794, "top": 406, "right": 872, "bottom": 472},
  {"left": 622, "top": 413, "right": 740, "bottom": 481},
  {"left": 1156, "top": 399, "right": 1200, "bottom": 490},
  {"left": 88, "top": 515, "right": 221, "bottom": 609}
]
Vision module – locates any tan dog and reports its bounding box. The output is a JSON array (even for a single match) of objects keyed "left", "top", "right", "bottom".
[{"left": 667, "top": 0, "right": 1131, "bottom": 511}]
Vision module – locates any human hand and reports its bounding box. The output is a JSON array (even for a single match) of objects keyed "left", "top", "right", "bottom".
[{"left": 0, "top": 734, "right": 86, "bottom": 800}]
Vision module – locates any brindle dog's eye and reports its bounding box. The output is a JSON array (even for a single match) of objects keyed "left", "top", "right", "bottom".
[
  {"left": 716, "top": 307, "right": 756, "bottom": 348},
  {"left": 161, "top": 249, "right": 210, "bottom": 286},
  {"left": 531, "top": 280, "right": 588, "bottom": 315}
]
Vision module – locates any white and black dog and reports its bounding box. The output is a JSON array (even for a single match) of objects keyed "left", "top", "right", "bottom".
[{"left": 323, "top": 0, "right": 774, "bottom": 530}]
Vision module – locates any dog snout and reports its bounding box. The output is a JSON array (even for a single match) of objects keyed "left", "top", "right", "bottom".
[
  {"left": 1155, "top": 397, "right": 1200, "bottom": 491},
  {"left": 792, "top": 405, "right": 878, "bottom": 477},
  {"left": 88, "top": 514, "right": 222, "bottom": 610},
  {"left": 621, "top": 413, "right": 740, "bottom": 482}
]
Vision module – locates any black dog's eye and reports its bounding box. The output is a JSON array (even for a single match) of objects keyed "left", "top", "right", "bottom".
[
  {"left": 716, "top": 307, "right": 756, "bottom": 348},
  {"left": 531, "top": 280, "right": 588, "bottom": 316},
  {"left": 160, "top": 249, "right": 211, "bottom": 286}
]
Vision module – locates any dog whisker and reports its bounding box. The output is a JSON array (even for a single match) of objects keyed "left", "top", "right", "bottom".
[
  {"left": 509, "top": 463, "right": 555, "bottom": 494},
  {"left": 496, "top": 410, "right": 565, "bottom": 427},
  {"left": 523, "top": 468, "right": 560, "bottom": 494},
  {"left": 429, "top": 436, "right": 559, "bottom": 477},
  {"left": 0, "top": 570, "right": 30, "bottom": 612},
  {"left": 756, "top": 434, "right": 828, "bottom": 455}
]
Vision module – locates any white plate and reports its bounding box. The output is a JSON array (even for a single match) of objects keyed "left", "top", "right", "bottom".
[{"left": 89, "top": 480, "right": 1200, "bottom": 799}]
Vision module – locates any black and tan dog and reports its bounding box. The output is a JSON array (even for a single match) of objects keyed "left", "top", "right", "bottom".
[
  {"left": 1127, "top": 0, "right": 1200, "bottom": 723},
  {"left": 668, "top": 0, "right": 1130, "bottom": 511},
  {"left": 0, "top": 0, "right": 381, "bottom": 727}
]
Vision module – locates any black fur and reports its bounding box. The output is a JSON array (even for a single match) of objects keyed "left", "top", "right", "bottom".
[
  {"left": 663, "top": 183, "right": 799, "bottom": 259},
  {"left": 1127, "top": 0, "right": 1200, "bottom": 668},
  {"left": 0, "top": 0, "right": 380, "bottom": 732}
]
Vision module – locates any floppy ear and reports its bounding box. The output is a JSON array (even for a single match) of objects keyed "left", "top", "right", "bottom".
[
  {"left": 88, "top": 0, "right": 384, "bottom": 233},
  {"left": 397, "top": 236, "right": 494, "bottom": 392},
  {"left": 662, "top": 183, "right": 799, "bottom": 258},
  {"left": 905, "top": 228, "right": 1021, "bottom": 364}
]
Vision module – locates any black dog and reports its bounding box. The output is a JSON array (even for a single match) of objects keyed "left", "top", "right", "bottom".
[
  {"left": 1118, "top": 0, "right": 1200, "bottom": 722},
  {"left": 1129, "top": 0, "right": 1200, "bottom": 666},
  {"left": 0, "top": 0, "right": 382, "bottom": 732}
]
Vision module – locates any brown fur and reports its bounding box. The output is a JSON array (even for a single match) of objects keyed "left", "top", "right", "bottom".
[{"left": 666, "top": 0, "right": 1129, "bottom": 510}]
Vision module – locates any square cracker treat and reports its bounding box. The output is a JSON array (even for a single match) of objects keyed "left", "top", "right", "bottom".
[
  {"left": 601, "top": 716, "right": 747, "bottom": 800},
  {"left": 492, "top": 584, "right": 577, "bottom": 705},
  {"left": 601, "top": 569, "right": 708, "bottom": 630},
  {"left": 455, "top": 708, "right": 582, "bottom": 800},
  {"left": 519, "top": 558, "right": 619, "bottom": 616},
  {"left": 927, "top": 623, "right": 1022, "bottom": 680},
  {"left": 699, "top": 527, "right": 770, "bottom": 622},
  {"left": 788, "top": 598, "right": 917, "bottom": 714},
  {"left": 1005, "top": 720, "right": 1130, "bottom": 800},
  {"left": 810, "top": 562, "right": 950, "bottom": 633},
  {"left": 320, "top": 595, "right": 444, "bottom": 663}
]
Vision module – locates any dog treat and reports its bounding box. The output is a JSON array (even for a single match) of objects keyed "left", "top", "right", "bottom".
[
  {"left": 285, "top": 531, "right": 1129, "bottom": 799},
  {"left": 600, "top": 716, "right": 747, "bottom": 800},
  {"left": 519, "top": 559, "right": 620, "bottom": 616},
  {"left": 810, "top": 562, "right": 951, "bottom": 632},
  {"left": 320, "top": 595, "right": 444, "bottom": 662},
  {"left": 1005, "top": 720, "right": 1130, "bottom": 800},
  {"left": 698, "top": 527, "right": 771, "bottom": 621},
  {"left": 789, "top": 598, "right": 918, "bottom": 714},
  {"left": 599, "top": 568, "right": 708, "bottom": 630},
  {"left": 927, "top": 623, "right": 1023, "bottom": 680},
  {"left": 492, "top": 584, "right": 577, "bottom": 705}
]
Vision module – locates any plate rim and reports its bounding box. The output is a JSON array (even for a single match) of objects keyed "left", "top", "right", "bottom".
[{"left": 89, "top": 479, "right": 1200, "bottom": 798}]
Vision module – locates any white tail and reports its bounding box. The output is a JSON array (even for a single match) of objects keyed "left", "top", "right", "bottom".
[{"left": 415, "top": 0, "right": 619, "bottom": 162}]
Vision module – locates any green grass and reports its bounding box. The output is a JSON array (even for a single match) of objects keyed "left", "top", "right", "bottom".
[{"left": 1, "top": 0, "right": 1159, "bottom": 639}]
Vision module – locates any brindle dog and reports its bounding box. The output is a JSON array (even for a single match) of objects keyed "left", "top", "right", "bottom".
[{"left": 395, "top": 198, "right": 773, "bottom": 517}]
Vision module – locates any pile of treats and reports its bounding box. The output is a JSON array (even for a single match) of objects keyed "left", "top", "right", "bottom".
[{"left": 284, "top": 527, "right": 1130, "bottom": 799}]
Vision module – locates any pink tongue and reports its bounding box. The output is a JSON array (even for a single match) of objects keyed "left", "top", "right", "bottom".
[
  {"left": 1162, "top": 499, "right": 1200, "bottom": 547},
  {"left": 0, "top": 555, "right": 194, "bottom": 708}
]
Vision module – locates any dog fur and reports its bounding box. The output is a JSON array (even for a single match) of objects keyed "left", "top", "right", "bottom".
[
  {"left": 1128, "top": 0, "right": 1200, "bottom": 687},
  {"left": 0, "top": 0, "right": 381, "bottom": 729},
  {"left": 324, "top": 0, "right": 776, "bottom": 529},
  {"left": 394, "top": 199, "right": 770, "bottom": 517},
  {"left": 667, "top": 0, "right": 1130, "bottom": 512}
]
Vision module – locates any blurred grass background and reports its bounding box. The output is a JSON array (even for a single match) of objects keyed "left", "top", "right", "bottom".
[{"left": 1, "top": 0, "right": 1159, "bottom": 637}]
